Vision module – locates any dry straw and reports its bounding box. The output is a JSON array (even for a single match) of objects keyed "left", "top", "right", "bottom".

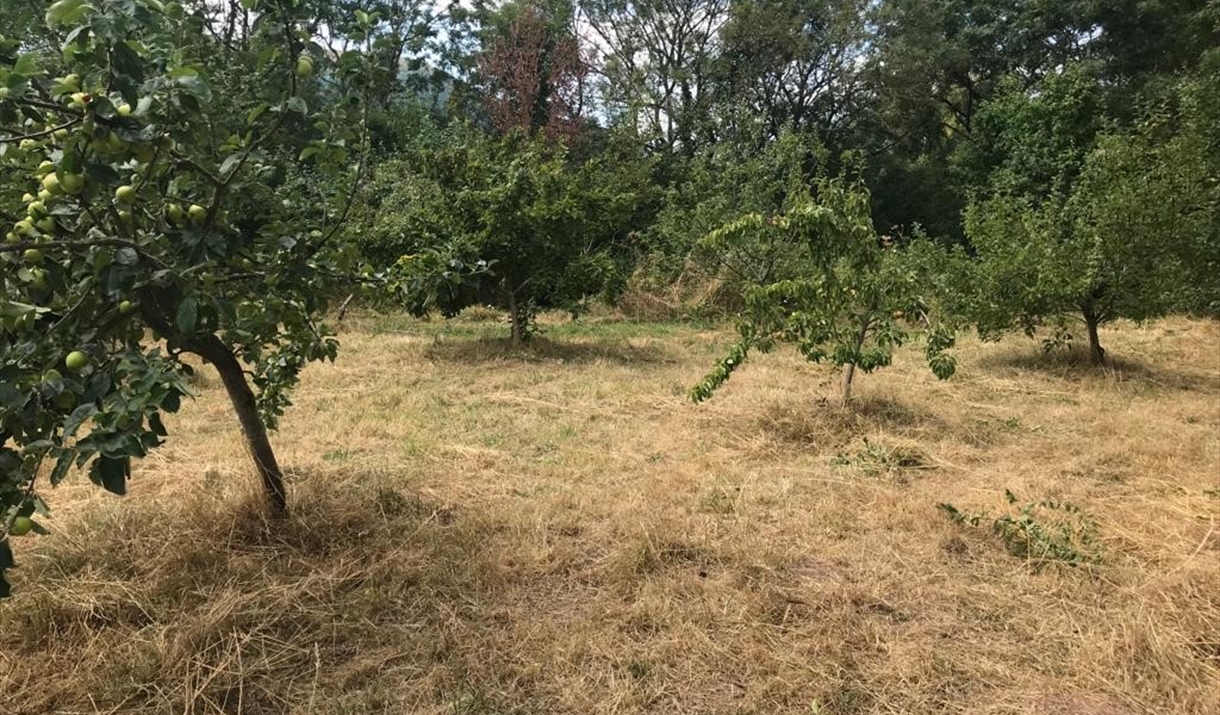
[{"left": 1, "top": 312, "right": 1217, "bottom": 714}]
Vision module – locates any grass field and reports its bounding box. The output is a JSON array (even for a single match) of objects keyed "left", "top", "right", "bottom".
[{"left": 1, "top": 312, "right": 1217, "bottom": 715}]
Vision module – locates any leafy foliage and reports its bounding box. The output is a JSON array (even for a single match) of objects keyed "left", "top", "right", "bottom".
[
  {"left": 960, "top": 65, "right": 1216, "bottom": 362},
  {"left": 0, "top": 0, "right": 370, "bottom": 594},
  {"left": 939, "top": 489, "right": 1101, "bottom": 568},
  {"left": 368, "top": 130, "right": 649, "bottom": 340},
  {"left": 690, "top": 175, "right": 956, "bottom": 405},
  {"left": 646, "top": 130, "right": 823, "bottom": 287}
]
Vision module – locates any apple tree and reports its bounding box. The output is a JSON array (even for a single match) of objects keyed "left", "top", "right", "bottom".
[
  {"left": 368, "top": 130, "right": 647, "bottom": 342},
  {"left": 0, "top": 0, "right": 372, "bottom": 596},
  {"left": 690, "top": 176, "right": 956, "bottom": 406},
  {"left": 962, "top": 65, "right": 1216, "bottom": 364}
]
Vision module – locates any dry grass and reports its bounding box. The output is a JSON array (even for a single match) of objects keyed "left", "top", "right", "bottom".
[{"left": 1, "top": 312, "right": 1218, "bottom": 715}]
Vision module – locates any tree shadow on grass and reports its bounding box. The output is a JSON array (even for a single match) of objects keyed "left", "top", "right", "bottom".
[
  {"left": 754, "top": 393, "right": 946, "bottom": 450},
  {"left": 0, "top": 466, "right": 519, "bottom": 715},
  {"left": 421, "top": 334, "right": 677, "bottom": 366},
  {"left": 977, "top": 344, "right": 1220, "bottom": 393}
]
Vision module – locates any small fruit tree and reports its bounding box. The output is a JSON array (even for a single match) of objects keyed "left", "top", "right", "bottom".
[
  {"left": 690, "top": 177, "right": 956, "bottom": 406},
  {"left": 0, "top": 0, "right": 371, "bottom": 596},
  {"left": 369, "top": 131, "right": 646, "bottom": 342}
]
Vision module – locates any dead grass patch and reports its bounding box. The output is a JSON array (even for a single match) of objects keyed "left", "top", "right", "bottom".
[{"left": 0, "top": 314, "right": 1217, "bottom": 714}]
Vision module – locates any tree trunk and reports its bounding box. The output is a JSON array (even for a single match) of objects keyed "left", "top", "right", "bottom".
[
  {"left": 1084, "top": 311, "right": 1106, "bottom": 366},
  {"left": 336, "top": 292, "right": 355, "bottom": 323},
  {"left": 507, "top": 289, "right": 526, "bottom": 344},
  {"left": 197, "top": 338, "right": 288, "bottom": 512},
  {"left": 840, "top": 361, "right": 857, "bottom": 406},
  {"left": 840, "top": 314, "right": 873, "bottom": 406}
]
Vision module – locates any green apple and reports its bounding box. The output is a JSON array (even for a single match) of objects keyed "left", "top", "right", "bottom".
[
  {"left": 166, "top": 203, "right": 185, "bottom": 224},
  {"left": 4, "top": 232, "right": 19, "bottom": 244},
  {"left": 117, "top": 209, "right": 133, "bottom": 225},
  {"left": 35, "top": 217, "right": 55, "bottom": 234},
  {"left": 21, "top": 192, "right": 35, "bottom": 204},
  {"left": 14, "top": 218, "right": 33, "bottom": 235},
  {"left": 118, "top": 300, "right": 134, "bottom": 314},
  {"left": 188, "top": 204, "right": 207, "bottom": 223},
  {"left": 8, "top": 517, "right": 33, "bottom": 537},
  {"left": 36, "top": 160, "right": 55, "bottom": 176},
  {"left": 22, "top": 248, "right": 43, "bottom": 264},
  {"left": 115, "top": 184, "right": 136, "bottom": 204},
  {"left": 61, "top": 73, "right": 80, "bottom": 91},
  {"left": 296, "top": 55, "right": 314, "bottom": 79},
  {"left": 30, "top": 268, "right": 47, "bottom": 289},
  {"left": 65, "top": 350, "right": 88, "bottom": 370},
  {"left": 27, "top": 200, "right": 46, "bottom": 217},
  {"left": 0, "top": 87, "right": 9, "bottom": 100},
  {"left": 42, "top": 368, "right": 63, "bottom": 382},
  {"left": 38, "top": 188, "right": 53, "bottom": 201},
  {"left": 41, "top": 172, "right": 61, "bottom": 194},
  {"left": 117, "top": 102, "right": 132, "bottom": 116},
  {"left": 91, "top": 135, "right": 112, "bottom": 154},
  {"left": 60, "top": 172, "right": 84, "bottom": 194}
]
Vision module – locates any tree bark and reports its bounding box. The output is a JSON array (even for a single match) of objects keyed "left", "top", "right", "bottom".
[
  {"left": 840, "top": 361, "right": 857, "bottom": 406},
  {"left": 336, "top": 292, "right": 355, "bottom": 323},
  {"left": 841, "top": 314, "right": 873, "bottom": 406},
  {"left": 1084, "top": 310, "right": 1106, "bottom": 366},
  {"left": 196, "top": 337, "right": 288, "bottom": 512},
  {"left": 507, "top": 289, "right": 526, "bottom": 344}
]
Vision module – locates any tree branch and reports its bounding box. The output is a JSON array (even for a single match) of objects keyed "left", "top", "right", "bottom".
[{"left": 0, "top": 117, "right": 82, "bottom": 143}]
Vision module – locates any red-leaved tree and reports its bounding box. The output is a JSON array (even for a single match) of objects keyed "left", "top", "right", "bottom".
[{"left": 479, "top": 5, "right": 588, "bottom": 142}]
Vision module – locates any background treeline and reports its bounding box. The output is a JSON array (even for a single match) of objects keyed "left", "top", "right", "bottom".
[{"left": 318, "top": 0, "right": 1218, "bottom": 344}]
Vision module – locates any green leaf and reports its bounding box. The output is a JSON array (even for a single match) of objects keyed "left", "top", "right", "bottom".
[
  {"left": 115, "top": 247, "right": 139, "bottom": 266},
  {"left": 13, "top": 54, "right": 41, "bottom": 76},
  {"left": 218, "top": 153, "right": 242, "bottom": 177},
  {"left": 0, "top": 541, "right": 13, "bottom": 598},
  {"left": 172, "top": 73, "right": 212, "bottom": 101},
  {"left": 64, "top": 403, "right": 98, "bottom": 437},
  {"left": 175, "top": 297, "right": 198, "bottom": 333},
  {"left": 50, "top": 450, "right": 75, "bottom": 486},
  {"left": 90, "top": 456, "right": 129, "bottom": 496},
  {"left": 46, "top": 0, "right": 91, "bottom": 26},
  {"left": 247, "top": 103, "right": 269, "bottom": 125}
]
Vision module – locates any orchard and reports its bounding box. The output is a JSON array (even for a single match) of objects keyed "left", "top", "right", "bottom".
[{"left": 0, "top": 1, "right": 1215, "bottom": 712}]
